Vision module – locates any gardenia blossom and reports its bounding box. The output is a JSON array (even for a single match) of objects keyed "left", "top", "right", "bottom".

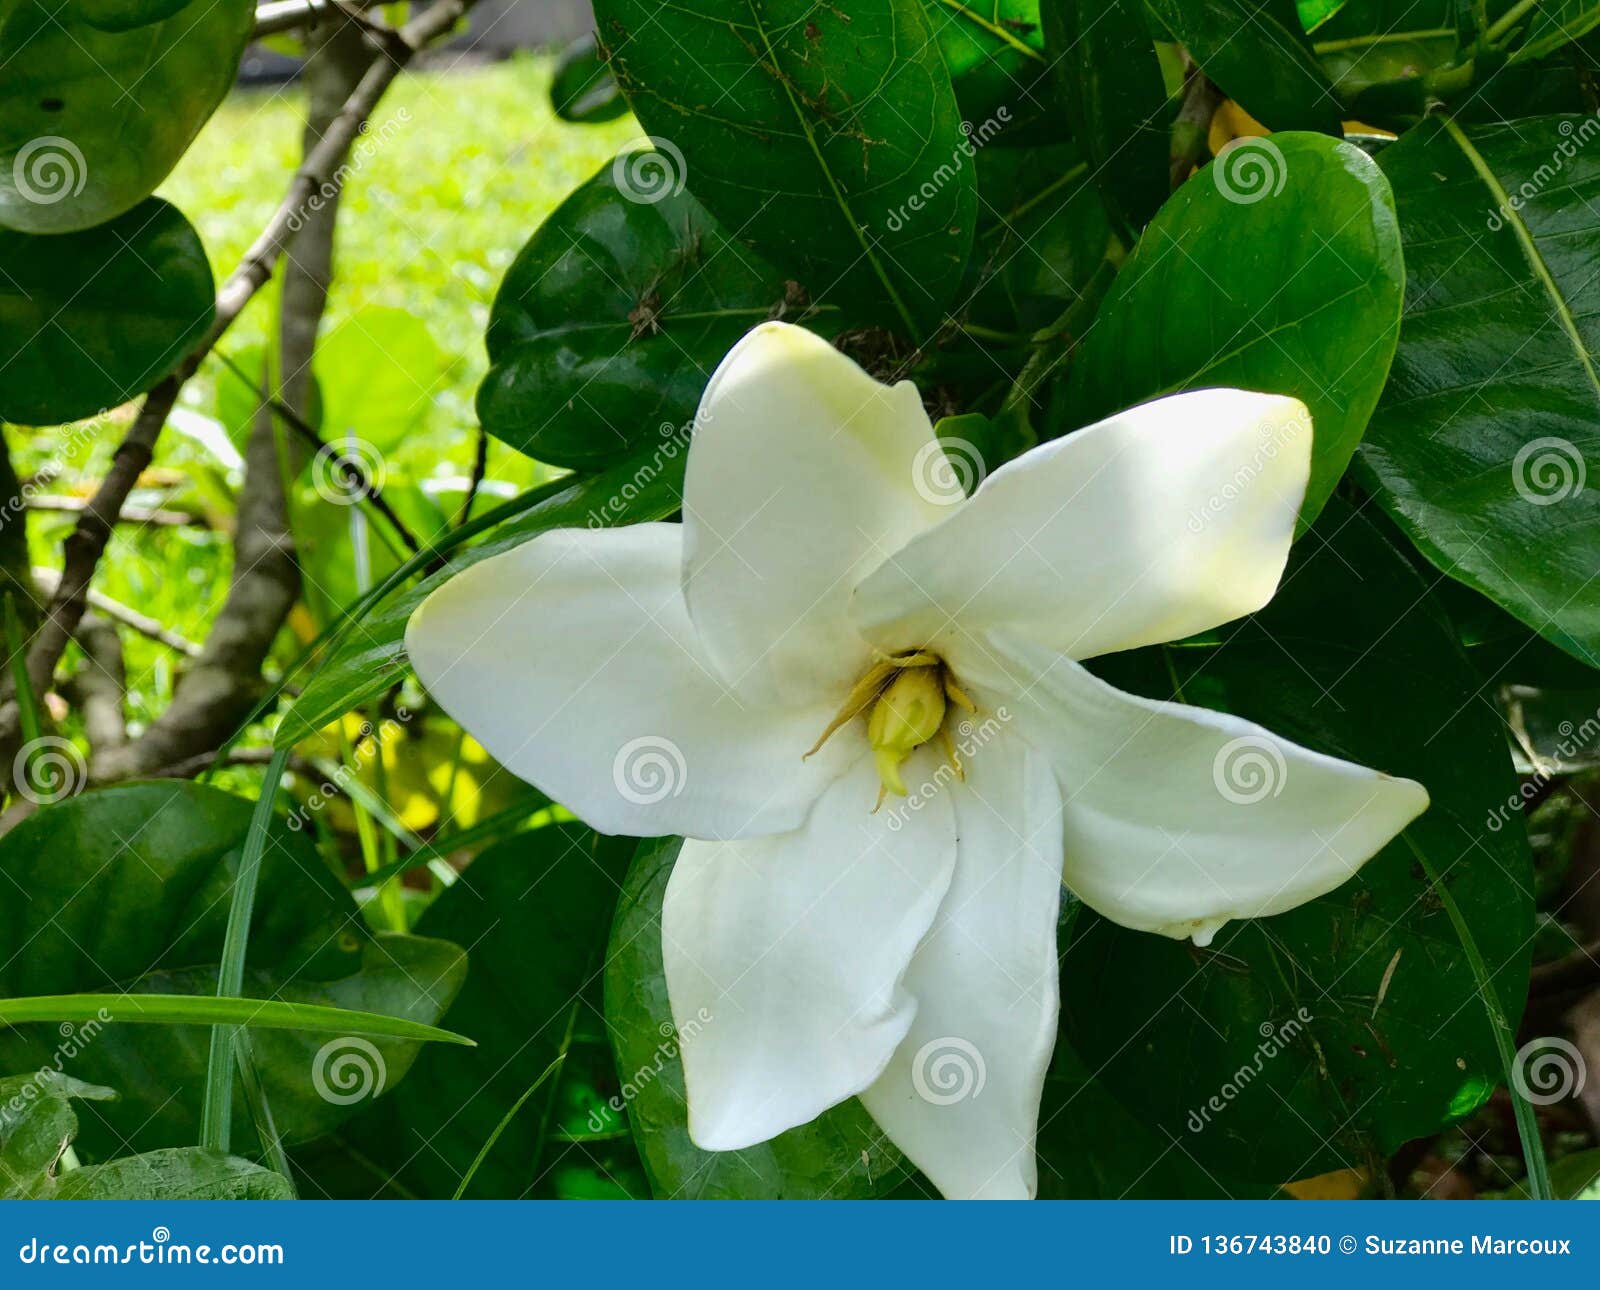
[{"left": 406, "top": 322, "right": 1429, "bottom": 1199}]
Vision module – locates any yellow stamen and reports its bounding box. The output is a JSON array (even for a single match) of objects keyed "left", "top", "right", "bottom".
[{"left": 866, "top": 666, "right": 946, "bottom": 797}]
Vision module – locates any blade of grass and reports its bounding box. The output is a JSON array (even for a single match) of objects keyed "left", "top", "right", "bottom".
[
  {"left": 0, "top": 993, "right": 472, "bottom": 1043},
  {"left": 200, "top": 745, "right": 289, "bottom": 1153},
  {"left": 348, "top": 794, "right": 553, "bottom": 890},
  {"left": 450, "top": 1054, "right": 564, "bottom": 1200},
  {"left": 234, "top": 1029, "right": 296, "bottom": 1195},
  {"left": 1404, "top": 834, "right": 1550, "bottom": 1199}
]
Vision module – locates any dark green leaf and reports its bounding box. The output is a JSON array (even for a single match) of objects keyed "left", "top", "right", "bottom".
[
  {"left": 0, "top": 1071, "right": 289, "bottom": 1199},
  {"left": 1064, "top": 500, "right": 1534, "bottom": 1182},
  {"left": 73, "top": 0, "right": 191, "bottom": 31},
  {"left": 311, "top": 825, "right": 647, "bottom": 1199},
  {"left": 478, "top": 156, "right": 808, "bottom": 469},
  {"left": 0, "top": 782, "right": 466, "bottom": 1157},
  {"left": 0, "top": 0, "right": 255, "bottom": 232},
  {"left": 928, "top": 0, "right": 1059, "bottom": 141},
  {"left": 1359, "top": 115, "right": 1600, "bottom": 667},
  {"left": 595, "top": 0, "right": 976, "bottom": 335},
  {"left": 1146, "top": 0, "right": 1344, "bottom": 133},
  {"left": 0, "top": 199, "right": 213, "bottom": 426},
  {"left": 1041, "top": 0, "right": 1171, "bottom": 230},
  {"left": 604, "top": 836, "right": 902, "bottom": 1198},
  {"left": 0, "top": 1072, "right": 114, "bottom": 1197},
  {"left": 53, "top": 1148, "right": 295, "bottom": 1199},
  {"left": 1059, "top": 131, "right": 1404, "bottom": 526},
  {"left": 1504, "top": 2, "right": 1600, "bottom": 64},
  {"left": 550, "top": 32, "right": 630, "bottom": 123}
]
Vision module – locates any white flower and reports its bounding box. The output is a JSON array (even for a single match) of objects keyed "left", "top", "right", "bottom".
[{"left": 406, "top": 323, "right": 1428, "bottom": 1199}]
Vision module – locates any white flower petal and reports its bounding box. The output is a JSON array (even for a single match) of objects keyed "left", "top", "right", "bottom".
[
  {"left": 859, "top": 734, "right": 1062, "bottom": 1199},
  {"left": 665, "top": 751, "right": 958, "bottom": 1151},
  {"left": 852, "top": 389, "right": 1312, "bottom": 661},
  {"left": 405, "top": 523, "right": 852, "bottom": 840},
  {"left": 966, "top": 633, "right": 1429, "bottom": 947},
  {"left": 684, "top": 322, "right": 946, "bottom": 706}
]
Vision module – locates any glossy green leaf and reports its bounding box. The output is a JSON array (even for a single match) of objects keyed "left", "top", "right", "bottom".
[
  {"left": 1146, "top": 0, "right": 1344, "bottom": 133},
  {"left": 928, "top": 0, "right": 1058, "bottom": 140},
  {"left": 604, "top": 837, "right": 903, "bottom": 1199},
  {"left": 1298, "top": 0, "right": 1349, "bottom": 28},
  {"left": 0, "top": 199, "right": 214, "bottom": 426},
  {"left": 0, "top": 0, "right": 254, "bottom": 232},
  {"left": 322, "top": 825, "right": 648, "bottom": 1199},
  {"left": 550, "top": 31, "right": 630, "bottom": 123},
  {"left": 1065, "top": 500, "right": 1534, "bottom": 1182},
  {"left": 1059, "top": 131, "right": 1404, "bottom": 526},
  {"left": 73, "top": 0, "right": 191, "bottom": 31},
  {"left": 594, "top": 0, "right": 976, "bottom": 335},
  {"left": 478, "top": 156, "right": 807, "bottom": 470},
  {"left": 0, "top": 782, "right": 467, "bottom": 1157},
  {"left": 1358, "top": 115, "right": 1600, "bottom": 667},
  {"left": 275, "top": 443, "right": 688, "bottom": 748},
  {"left": 1041, "top": 0, "right": 1171, "bottom": 231}
]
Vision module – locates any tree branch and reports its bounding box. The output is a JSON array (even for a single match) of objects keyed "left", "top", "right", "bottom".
[{"left": 2, "top": 0, "right": 479, "bottom": 775}]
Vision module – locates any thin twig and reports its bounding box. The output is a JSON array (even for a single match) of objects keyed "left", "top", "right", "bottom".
[
  {"left": 213, "top": 349, "right": 422, "bottom": 555},
  {"left": 27, "top": 496, "right": 201, "bottom": 528},
  {"left": 31, "top": 567, "right": 202, "bottom": 657},
  {"left": 456, "top": 425, "right": 488, "bottom": 528}
]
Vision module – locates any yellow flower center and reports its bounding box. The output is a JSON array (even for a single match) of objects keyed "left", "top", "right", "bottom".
[{"left": 805, "top": 649, "right": 976, "bottom": 803}]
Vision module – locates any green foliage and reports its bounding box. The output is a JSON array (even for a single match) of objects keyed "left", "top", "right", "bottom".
[
  {"left": 1359, "top": 115, "right": 1600, "bottom": 666},
  {"left": 595, "top": 0, "right": 976, "bottom": 335},
  {"left": 315, "top": 825, "right": 646, "bottom": 1198},
  {"left": 1073, "top": 502, "right": 1534, "bottom": 1181},
  {"left": 0, "top": 199, "right": 213, "bottom": 426},
  {"left": 1060, "top": 131, "right": 1404, "bottom": 525},
  {"left": 0, "top": 783, "right": 466, "bottom": 1158},
  {"left": 0, "top": 0, "right": 254, "bottom": 232},
  {"left": 1041, "top": 0, "right": 1171, "bottom": 231},
  {"left": 478, "top": 156, "right": 810, "bottom": 469},
  {"left": 1147, "top": 0, "right": 1343, "bottom": 133},
  {"left": 1, "top": 1071, "right": 291, "bottom": 1199}
]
